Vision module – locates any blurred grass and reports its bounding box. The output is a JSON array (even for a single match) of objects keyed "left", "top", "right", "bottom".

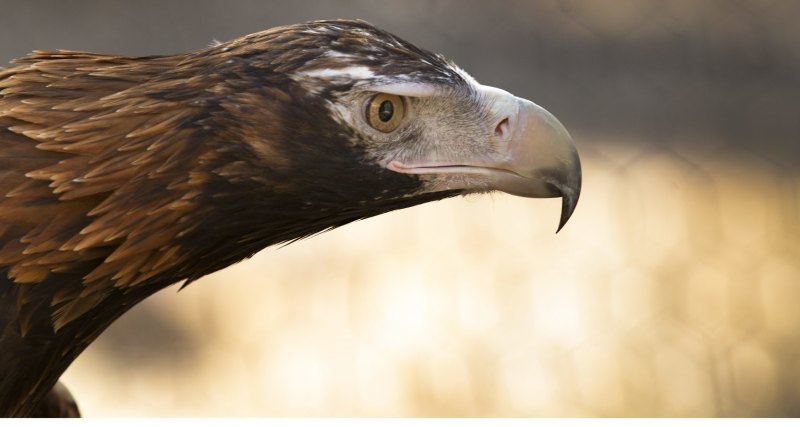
[{"left": 61, "top": 138, "right": 800, "bottom": 416}]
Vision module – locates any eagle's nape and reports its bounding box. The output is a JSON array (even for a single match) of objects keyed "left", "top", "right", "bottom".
[{"left": 0, "top": 19, "right": 580, "bottom": 416}]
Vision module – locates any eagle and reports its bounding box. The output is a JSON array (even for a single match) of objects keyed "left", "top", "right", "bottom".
[{"left": 0, "top": 20, "right": 580, "bottom": 416}]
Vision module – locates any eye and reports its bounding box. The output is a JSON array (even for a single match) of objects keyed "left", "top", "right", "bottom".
[{"left": 366, "top": 93, "right": 405, "bottom": 133}]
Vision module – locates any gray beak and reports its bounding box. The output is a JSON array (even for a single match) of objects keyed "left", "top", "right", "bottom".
[
  {"left": 385, "top": 86, "right": 581, "bottom": 232},
  {"left": 490, "top": 99, "right": 582, "bottom": 232}
]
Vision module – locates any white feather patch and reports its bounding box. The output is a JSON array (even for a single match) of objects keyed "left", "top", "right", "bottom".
[
  {"left": 324, "top": 50, "right": 356, "bottom": 59},
  {"left": 299, "top": 66, "right": 375, "bottom": 80}
]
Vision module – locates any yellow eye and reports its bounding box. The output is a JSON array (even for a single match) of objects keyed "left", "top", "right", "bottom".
[{"left": 366, "top": 93, "right": 405, "bottom": 133}]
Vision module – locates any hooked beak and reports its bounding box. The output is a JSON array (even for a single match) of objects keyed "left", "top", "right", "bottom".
[
  {"left": 489, "top": 98, "right": 581, "bottom": 232},
  {"left": 387, "top": 86, "right": 582, "bottom": 232}
]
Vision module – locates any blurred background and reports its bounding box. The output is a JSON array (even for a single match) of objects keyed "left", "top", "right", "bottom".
[{"left": 2, "top": 0, "right": 799, "bottom": 417}]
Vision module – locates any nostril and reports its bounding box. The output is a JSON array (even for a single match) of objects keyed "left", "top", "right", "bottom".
[{"left": 494, "top": 117, "right": 510, "bottom": 138}]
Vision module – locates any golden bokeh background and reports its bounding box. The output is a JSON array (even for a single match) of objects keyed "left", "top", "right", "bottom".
[
  {"left": 61, "top": 143, "right": 800, "bottom": 416},
  {"left": 1, "top": 0, "right": 798, "bottom": 417}
]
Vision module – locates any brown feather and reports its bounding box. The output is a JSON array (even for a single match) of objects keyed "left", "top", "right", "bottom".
[{"left": 0, "top": 19, "right": 463, "bottom": 416}]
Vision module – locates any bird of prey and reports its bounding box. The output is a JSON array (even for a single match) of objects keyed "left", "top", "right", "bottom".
[{"left": 0, "top": 20, "right": 581, "bottom": 416}]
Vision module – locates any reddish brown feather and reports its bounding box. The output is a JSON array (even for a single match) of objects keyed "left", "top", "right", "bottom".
[
  {"left": 0, "top": 49, "right": 206, "bottom": 327},
  {"left": 0, "top": 20, "right": 464, "bottom": 416}
]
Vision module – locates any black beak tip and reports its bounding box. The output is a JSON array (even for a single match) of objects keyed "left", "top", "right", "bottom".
[
  {"left": 554, "top": 154, "right": 582, "bottom": 233},
  {"left": 555, "top": 189, "right": 580, "bottom": 234}
]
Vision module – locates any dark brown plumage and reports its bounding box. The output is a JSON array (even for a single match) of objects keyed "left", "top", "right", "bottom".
[
  {"left": 29, "top": 382, "right": 80, "bottom": 417},
  {"left": 0, "top": 20, "right": 580, "bottom": 416}
]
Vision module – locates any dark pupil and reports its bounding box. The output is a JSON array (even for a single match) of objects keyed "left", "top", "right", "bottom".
[{"left": 378, "top": 100, "right": 394, "bottom": 122}]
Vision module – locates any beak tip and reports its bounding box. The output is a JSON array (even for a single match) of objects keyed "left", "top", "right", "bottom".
[{"left": 555, "top": 189, "right": 579, "bottom": 234}]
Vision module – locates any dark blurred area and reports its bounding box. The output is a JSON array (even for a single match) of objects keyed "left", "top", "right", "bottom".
[{"left": 2, "top": 0, "right": 799, "bottom": 417}]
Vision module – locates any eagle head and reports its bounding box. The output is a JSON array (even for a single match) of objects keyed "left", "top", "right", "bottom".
[{"left": 202, "top": 19, "right": 581, "bottom": 241}]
